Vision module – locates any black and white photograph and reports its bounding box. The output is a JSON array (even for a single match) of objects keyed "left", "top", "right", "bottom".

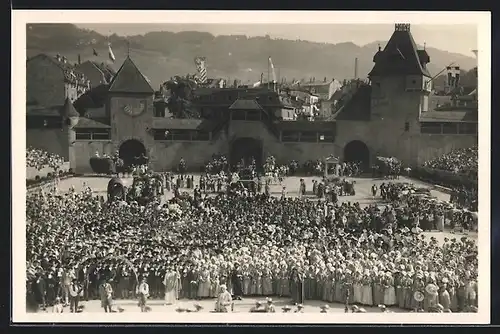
[{"left": 12, "top": 10, "right": 490, "bottom": 324}]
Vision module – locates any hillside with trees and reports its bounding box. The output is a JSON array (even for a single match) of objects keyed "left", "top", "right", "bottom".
[{"left": 27, "top": 24, "right": 477, "bottom": 89}]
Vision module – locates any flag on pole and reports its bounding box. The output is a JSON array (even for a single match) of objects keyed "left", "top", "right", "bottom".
[
  {"left": 93, "top": 48, "right": 98, "bottom": 56},
  {"left": 268, "top": 57, "right": 277, "bottom": 83},
  {"left": 194, "top": 57, "right": 208, "bottom": 84},
  {"left": 108, "top": 43, "right": 116, "bottom": 62}
]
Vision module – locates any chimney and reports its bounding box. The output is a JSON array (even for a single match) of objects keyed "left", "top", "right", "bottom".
[
  {"left": 78, "top": 54, "right": 81, "bottom": 65},
  {"left": 55, "top": 54, "right": 61, "bottom": 62},
  {"left": 354, "top": 58, "right": 359, "bottom": 79},
  {"left": 324, "top": 77, "right": 327, "bottom": 83},
  {"left": 454, "top": 66, "right": 460, "bottom": 87}
]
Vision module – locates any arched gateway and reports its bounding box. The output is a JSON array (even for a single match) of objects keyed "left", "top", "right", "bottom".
[
  {"left": 119, "top": 139, "right": 147, "bottom": 167},
  {"left": 230, "top": 137, "right": 263, "bottom": 168},
  {"left": 343, "top": 140, "right": 370, "bottom": 169}
]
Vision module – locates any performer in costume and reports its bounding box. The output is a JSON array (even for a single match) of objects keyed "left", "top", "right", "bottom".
[
  {"left": 69, "top": 278, "right": 83, "bottom": 313},
  {"left": 289, "top": 267, "right": 304, "bottom": 305},
  {"left": 137, "top": 277, "right": 150, "bottom": 312},
  {"left": 99, "top": 279, "right": 114, "bottom": 313},
  {"left": 214, "top": 285, "right": 232, "bottom": 312},
  {"left": 231, "top": 264, "right": 243, "bottom": 300}
]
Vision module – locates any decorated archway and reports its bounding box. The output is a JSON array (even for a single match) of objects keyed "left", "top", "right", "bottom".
[
  {"left": 230, "top": 137, "right": 263, "bottom": 168},
  {"left": 343, "top": 140, "right": 370, "bottom": 169},
  {"left": 119, "top": 139, "right": 147, "bottom": 167}
]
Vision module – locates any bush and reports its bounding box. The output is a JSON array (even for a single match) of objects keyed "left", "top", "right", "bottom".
[
  {"left": 47, "top": 172, "right": 53, "bottom": 178},
  {"left": 59, "top": 170, "right": 64, "bottom": 176},
  {"left": 410, "top": 167, "right": 477, "bottom": 189},
  {"left": 68, "top": 168, "right": 74, "bottom": 174},
  {"left": 89, "top": 157, "right": 116, "bottom": 174},
  {"left": 35, "top": 175, "right": 40, "bottom": 181}
]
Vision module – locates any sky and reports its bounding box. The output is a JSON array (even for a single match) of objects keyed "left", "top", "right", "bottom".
[{"left": 76, "top": 23, "right": 477, "bottom": 57}]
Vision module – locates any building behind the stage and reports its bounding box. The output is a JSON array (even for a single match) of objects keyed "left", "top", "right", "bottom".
[{"left": 26, "top": 23, "right": 478, "bottom": 173}]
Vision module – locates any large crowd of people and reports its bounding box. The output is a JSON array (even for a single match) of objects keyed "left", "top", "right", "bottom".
[
  {"left": 26, "top": 147, "right": 65, "bottom": 172},
  {"left": 26, "top": 171, "right": 478, "bottom": 313},
  {"left": 423, "top": 147, "right": 478, "bottom": 178},
  {"left": 422, "top": 147, "right": 478, "bottom": 212}
]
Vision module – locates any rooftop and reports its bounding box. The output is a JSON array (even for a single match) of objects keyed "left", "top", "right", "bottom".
[
  {"left": 74, "top": 117, "right": 111, "bottom": 129},
  {"left": 229, "top": 99, "right": 264, "bottom": 111},
  {"left": 419, "top": 110, "right": 478, "bottom": 123},
  {"left": 333, "top": 84, "right": 372, "bottom": 121},
  {"left": 369, "top": 24, "right": 431, "bottom": 78},
  {"left": 108, "top": 56, "right": 154, "bottom": 94}
]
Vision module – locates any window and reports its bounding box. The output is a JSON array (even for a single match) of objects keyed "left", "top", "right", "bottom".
[
  {"left": 300, "top": 131, "right": 317, "bottom": 142},
  {"left": 458, "top": 122, "right": 478, "bottom": 135},
  {"left": 420, "top": 122, "right": 442, "bottom": 134},
  {"left": 282, "top": 130, "right": 300, "bottom": 142},
  {"left": 246, "top": 110, "right": 261, "bottom": 121},
  {"left": 421, "top": 95, "right": 429, "bottom": 113},
  {"left": 92, "top": 129, "right": 111, "bottom": 140},
  {"left": 231, "top": 110, "right": 246, "bottom": 120},
  {"left": 154, "top": 103, "right": 166, "bottom": 117},
  {"left": 191, "top": 131, "right": 210, "bottom": 141},
  {"left": 75, "top": 129, "right": 110, "bottom": 140},
  {"left": 75, "top": 130, "right": 92, "bottom": 140},
  {"left": 442, "top": 123, "right": 458, "bottom": 134},
  {"left": 320, "top": 132, "right": 335, "bottom": 143},
  {"left": 404, "top": 122, "right": 410, "bottom": 132},
  {"left": 170, "top": 129, "right": 191, "bottom": 141},
  {"left": 154, "top": 129, "right": 167, "bottom": 140},
  {"left": 154, "top": 129, "right": 210, "bottom": 141}
]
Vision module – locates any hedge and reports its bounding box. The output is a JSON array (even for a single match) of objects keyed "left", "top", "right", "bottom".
[
  {"left": 26, "top": 170, "right": 74, "bottom": 189},
  {"left": 89, "top": 157, "right": 117, "bottom": 175},
  {"left": 410, "top": 166, "right": 477, "bottom": 189}
]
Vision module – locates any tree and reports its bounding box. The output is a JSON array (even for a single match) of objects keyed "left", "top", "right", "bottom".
[{"left": 162, "top": 75, "right": 199, "bottom": 119}]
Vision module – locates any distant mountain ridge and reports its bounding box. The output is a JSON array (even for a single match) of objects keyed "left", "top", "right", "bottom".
[{"left": 27, "top": 24, "right": 477, "bottom": 89}]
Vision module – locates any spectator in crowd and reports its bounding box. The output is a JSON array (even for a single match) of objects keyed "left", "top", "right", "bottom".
[{"left": 26, "top": 180, "right": 477, "bottom": 313}]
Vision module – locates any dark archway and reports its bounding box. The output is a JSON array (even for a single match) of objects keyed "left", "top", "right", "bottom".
[
  {"left": 119, "top": 139, "right": 147, "bottom": 167},
  {"left": 230, "top": 137, "right": 263, "bottom": 169},
  {"left": 344, "top": 140, "right": 370, "bottom": 169}
]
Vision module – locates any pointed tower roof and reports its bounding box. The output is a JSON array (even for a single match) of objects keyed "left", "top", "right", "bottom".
[
  {"left": 62, "top": 97, "right": 80, "bottom": 117},
  {"left": 369, "top": 24, "right": 431, "bottom": 78},
  {"left": 108, "top": 56, "right": 154, "bottom": 94}
]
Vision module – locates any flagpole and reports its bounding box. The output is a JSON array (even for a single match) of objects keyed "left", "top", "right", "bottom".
[{"left": 267, "top": 56, "right": 270, "bottom": 90}]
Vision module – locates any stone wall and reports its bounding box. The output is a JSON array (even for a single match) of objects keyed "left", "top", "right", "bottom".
[
  {"left": 26, "top": 128, "right": 70, "bottom": 161},
  {"left": 72, "top": 140, "right": 115, "bottom": 174}
]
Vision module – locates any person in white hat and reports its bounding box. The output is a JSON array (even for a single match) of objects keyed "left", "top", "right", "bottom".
[
  {"left": 250, "top": 300, "right": 264, "bottom": 313},
  {"left": 320, "top": 304, "right": 329, "bottom": 313},
  {"left": 294, "top": 304, "right": 304, "bottom": 313},
  {"left": 265, "top": 298, "right": 276, "bottom": 313},
  {"left": 215, "top": 284, "right": 232, "bottom": 313}
]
